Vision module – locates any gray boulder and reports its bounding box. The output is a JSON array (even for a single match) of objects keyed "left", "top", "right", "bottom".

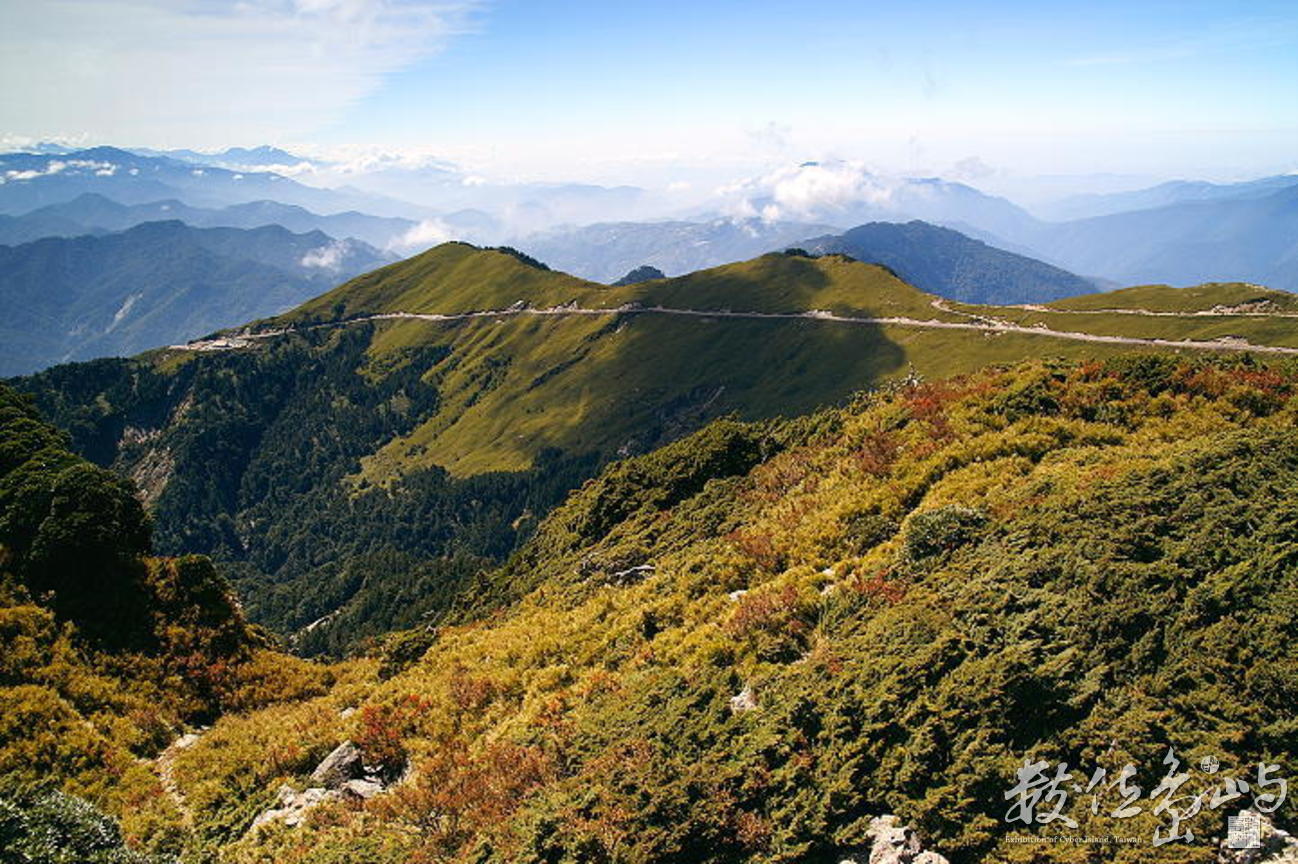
[
  {"left": 251, "top": 785, "right": 338, "bottom": 831},
  {"left": 341, "top": 778, "right": 384, "bottom": 801},
  {"left": 729, "top": 686, "right": 758, "bottom": 713},
  {"left": 309, "top": 741, "right": 364, "bottom": 789}
]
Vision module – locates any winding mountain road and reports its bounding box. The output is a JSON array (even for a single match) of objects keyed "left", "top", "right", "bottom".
[{"left": 172, "top": 301, "right": 1298, "bottom": 356}]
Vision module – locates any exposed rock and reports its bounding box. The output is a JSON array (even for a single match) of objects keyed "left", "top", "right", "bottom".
[
  {"left": 1218, "top": 810, "right": 1298, "bottom": 863},
  {"left": 309, "top": 741, "right": 364, "bottom": 788},
  {"left": 729, "top": 686, "right": 757, "bottom": 713},
  {"left": 129, "top": 446, "right": 175, "bottom": 507},
  {"left": 251, "top": 764, "right": 392, "bottom": 832},
  {"left": 607, "top": 564, "right": 655, "bottom": 586},
  {"left": 727, "top": 589, "right": 748, "bottom": 602},
  {"left": 838, "top": 815, "right": 948, "bottom": 864},
  {"left": 252, "top": 785, "right": 338, "bottom": 831},
  {"left": 171, "top": 732, "right": 200, "bottom": 751},
  {"left": 338, "top": 706, "right": 356, "bottom": 720},
  {"left": 341, "top": 778, "right": 384, "bottom": 801},
  {"left": 1211, "top": 300, "right": 1278, "bottom": 316}
]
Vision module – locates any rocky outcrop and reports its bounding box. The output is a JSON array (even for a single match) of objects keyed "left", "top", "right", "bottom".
[
  {"left": 341, "top": 778, "right": 384, "bottom": 801},
  {"left": 607, "top": 564, "right": 655, "bottom": 586},
  {"left": 252, "top": 785, "right": 336, "bottom": 830},
  {"left": 838, "top": 815, "right": 949, "bottom": 864},
  {"left": 309, "top": 740, "right": 364, "bottom": 788},
  {"left": 729, "top": 686, "right": 758, "bottom": 713},
  {"left": 251, "top": 741, "right": 391, "bottom": 832}
]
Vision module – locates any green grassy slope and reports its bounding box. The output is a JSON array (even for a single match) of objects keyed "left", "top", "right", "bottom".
[
  {"left": 951, "top": 303, "right": 1298, "bottom": 348},
  {"left": 284, "top": 243, "right": 613, "bottom": 321},
  {"left": 1046, "top": 281, "right": 1298, "bottom": 313}
]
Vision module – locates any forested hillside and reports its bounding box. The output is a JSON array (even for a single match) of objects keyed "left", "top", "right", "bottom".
[
  {"left": 0, "top": 383, "right": 332, "bottom": 861},
  {"left": 56, "top": 353, "right": 1298, "bottom": 863}
]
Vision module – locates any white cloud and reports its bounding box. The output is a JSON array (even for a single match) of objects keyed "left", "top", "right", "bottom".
[
  {"left": 718, "top": 161, "right": 896, "bottom": 222},
  {"left": 1, "top": 158, "right": 117, "bottom": 182},
  {"left": 313, "top": 147, "right": 461, "bottom": 178},
  {"left": 0, "top": 0, "right": 483, "bottom": 146},
  {"left": 392, "top": 219, "right": 455, "bottom": 251},
  {"left": 229, "top": 161, "right": 318, "bottom": 177},
  {"left": 300, "top": 238, "right": 351, "bottom": 271},
  {"left": 949, "top": 156, "right": 996, "bottom": 182}
]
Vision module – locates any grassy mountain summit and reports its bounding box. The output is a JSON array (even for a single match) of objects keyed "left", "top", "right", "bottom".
[
  {"left": 17, "top": 244, "right": 1298, "bottom": 657},
  {"left": 283, "top": 241, "right": 953, "bottom": 324}
]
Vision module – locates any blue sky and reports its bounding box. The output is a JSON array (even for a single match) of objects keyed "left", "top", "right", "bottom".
[{"left": 2, "top": 0, "right": 1296, "bottom": 187}]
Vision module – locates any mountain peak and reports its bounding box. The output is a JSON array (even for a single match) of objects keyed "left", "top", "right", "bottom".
[
  {"left": 803, "top": 219, "right": 1096, "bottom": 304},
  {"left": 612, "top": 265, "right": 666, "bottom": 285}
]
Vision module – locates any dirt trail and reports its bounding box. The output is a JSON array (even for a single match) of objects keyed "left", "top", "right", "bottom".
[
  {"left": 156, "top": 731, "right": 202, "bottom": 826},
  {"left": 172, "top": 302, "right": 1298, "bottom": 357}
]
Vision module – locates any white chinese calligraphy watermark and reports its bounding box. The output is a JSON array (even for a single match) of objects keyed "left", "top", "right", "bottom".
[{"left": 1003, "top": 748, "right": 1288, "bottom": 847}]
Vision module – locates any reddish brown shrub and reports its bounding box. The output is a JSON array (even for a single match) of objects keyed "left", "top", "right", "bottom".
[
  {"left": 855, "top": 429, "right": 899, "bottom": 477},
  {"left": 726, "top": 528, "right": 784, "bottom": 572}
]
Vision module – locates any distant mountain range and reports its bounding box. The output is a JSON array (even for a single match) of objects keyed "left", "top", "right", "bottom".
[
  {"left": 1038, "top": 173, "right": 1298, "bottom": 221},
  {"left": 1022, "top": 181, "right": 1298, "bottom": 290},
  {"left": 800, "top": 221, "right": 1099, "bottom": 304},
  {"left": 0, "top": 146, "right": 430, "bottom": 219},
  {"left": 0, "top": 220, "right": 391, "bottom": 375},
  {"left": 5, "top": 143, "right": 1298, "bottom": 313},
  {"left": 519, "top": 217, "right": 1098, "bottom": 304},
  {"left": 516, "top": 218, "right": 835, "bottom": 283},
  {"left": 710, "top": 164, "right": 1298, "bottom": 294},
  {"left": 0, "top": 192, "right": 417, "bottom": 249},
  {"left": 131, "top": 145, "right": 317, "bottom": 170},
  {"left": 0, "top": 146, "right": 650, "bottom": 242}
]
